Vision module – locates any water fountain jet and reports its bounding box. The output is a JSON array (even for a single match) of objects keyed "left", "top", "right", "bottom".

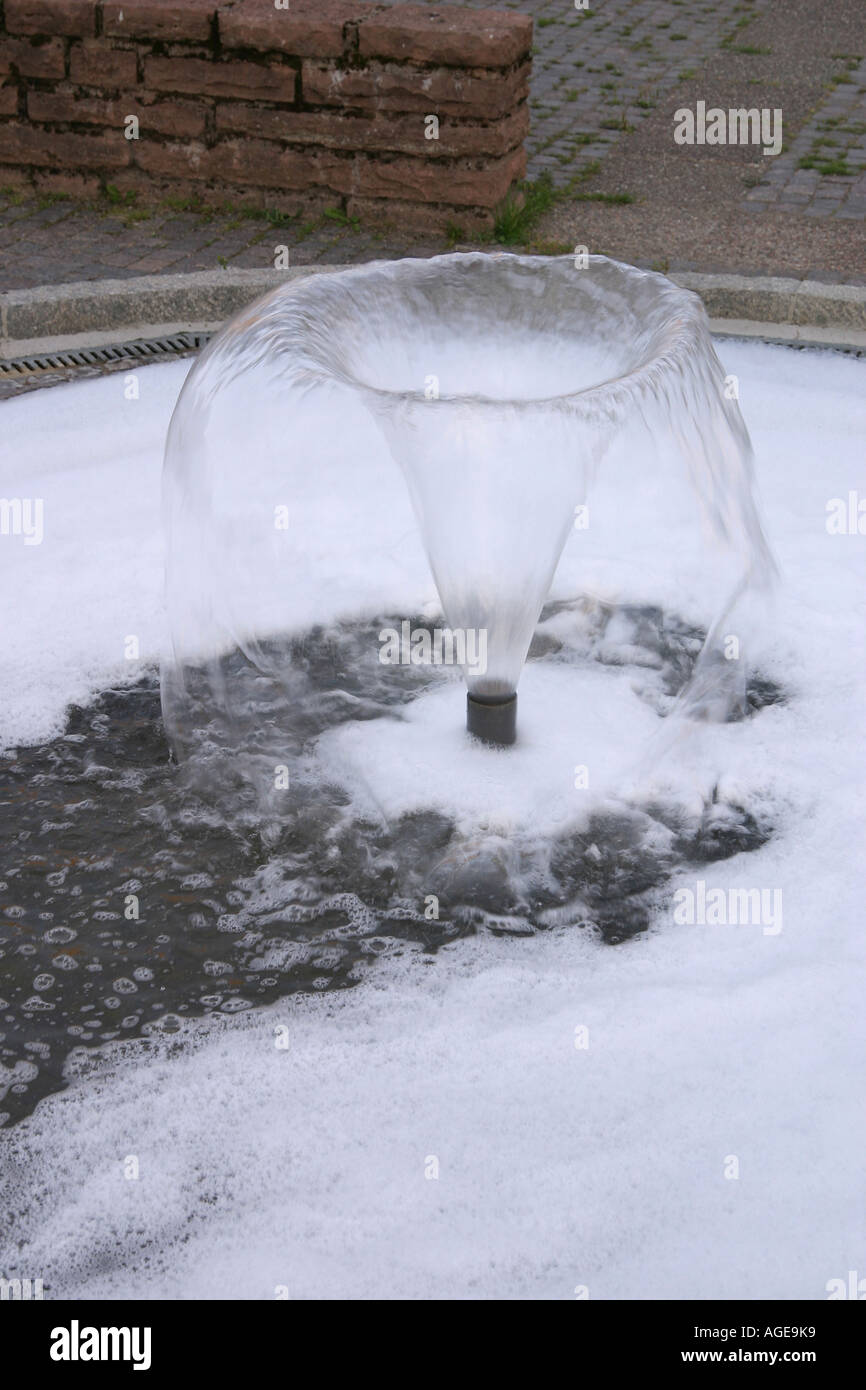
[{"left": 161, "top": 252, "right": 773, "bottom": 780}]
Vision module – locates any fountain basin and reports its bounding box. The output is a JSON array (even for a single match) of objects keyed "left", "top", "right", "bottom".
[{"left": 0, "top": 334, "right": 863, "bottom": 1298}]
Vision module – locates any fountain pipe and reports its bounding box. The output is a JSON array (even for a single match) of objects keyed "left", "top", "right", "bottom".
[{"left": 466, "top": 690, "right": 517, "bottom": 746}]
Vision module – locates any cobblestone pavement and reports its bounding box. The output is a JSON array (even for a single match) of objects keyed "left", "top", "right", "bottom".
[
  {"left": 491, "top": 0, "right": 770, "bottom": 185},
  {"left": 746, "top": 53, "right": 866, "bottom": 220},
  {"left": 0, "top": 191, "right": 441, "bottom": 289},
  {"left": 0, "top": 0, "right": 863, "bottom": 292}
]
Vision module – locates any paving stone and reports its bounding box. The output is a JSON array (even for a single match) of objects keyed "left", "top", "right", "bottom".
[{"left": 747, "top": 52, "right": 866, "bottom": 218}]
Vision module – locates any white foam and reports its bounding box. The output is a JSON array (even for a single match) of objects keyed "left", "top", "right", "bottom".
[
  {"left": 324, "top": 662, "right": 668, "bottom": 834},
  {"left": 1, "top": 339, "right": 864, "bottom": 1298},
  {"left": 0, "top": 362, "right": 187, "bottom": 748}
]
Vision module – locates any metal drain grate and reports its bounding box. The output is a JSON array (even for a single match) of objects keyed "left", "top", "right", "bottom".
[{"left": 0, "top": 330, "right": 213, "bottom": 377}]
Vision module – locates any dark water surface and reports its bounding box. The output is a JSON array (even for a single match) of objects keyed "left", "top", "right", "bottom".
[{"left": 0, "top": 602, "right": 781, "bottom": 1127}]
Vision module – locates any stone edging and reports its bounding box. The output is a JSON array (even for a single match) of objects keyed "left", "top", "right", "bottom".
[
  {"left": 2, "top": 265, "right": 866, "bottom": 358},
  {"left": 672, "top": 272, "right": 866, "bottom": 349}
]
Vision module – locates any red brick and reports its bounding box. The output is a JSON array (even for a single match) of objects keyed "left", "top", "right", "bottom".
[
  {"left": 221, "top": 136, "right": 351, "bottom": 190},
  {"left": 0, "top": 164, "right": 32, "bottom": 190},
  {"left": 69, "top": 40, "right": 139, "bottom": 88},
  {"left": 0, "top": 37, "right": 67, "bottom": 80},
  {"left": 0, "top": 82, "right": 19, "bottom": 116},
  {"left": 5, "top": 0, "right": 97, "bottom": 37},
  {"left": 97, "top": 168, "right": 220, "bottom": 207},
  {"left": 102, "top": 0, "right": 218, "bottom": 43},
  {"left": 135, "top": 134, "right": 350, "bottom": 192},
  {"left": 107, "top": 167, "right": 331, "bottom": 217},
  {"left": 219, "top": 0, "right": 377, "bottom": 59},
  {"left": 350, "top": 144, "right": 525, "bottom": 206},
  {"left": 28, "top": 89, "right": 208, "bottom": 138},
  {"left": 215, "top": 101, "right": 300, "bottom": 142},
  {"left": 302, "top": 58, "right": 530, "bottom": 118},
  {"left": 28, "top": 89, "right": 95, "bottom": 122},
  {"left": 215, "top": 100, "right": 528, "bottom": 158},
  {"left": 144, "top": 54, "right": 295, "bottom": 102},
  {"left": 129, "top": 138, "right": 201, "bottom": 179},
  {"left": 136, "top": 98, "right": 209, "bottom": 139},
  {"left": 0, "top": 121, "right": 130, "bottom": 169},
  {"left": 358, "top": 4, "right": 532, "bottom": 68},
  {"left": 33, "top": 167, "right": 102, "bottom": 197}
]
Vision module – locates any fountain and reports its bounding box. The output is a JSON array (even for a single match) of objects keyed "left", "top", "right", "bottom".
[
  {"left": 0, "top": 256, "right": 793, "bottom": 1127},
  {"left": 162, "top": 252, "right": 773, "bottom": 764},
  {"left": 2, "top": 281, "right": 861, "bottom": 1298}
]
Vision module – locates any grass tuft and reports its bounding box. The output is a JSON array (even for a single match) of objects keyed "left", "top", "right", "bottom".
[
  {"left": 798, "top": 155, "right": 856, "bottom": 176},
  {"left": 492, "top": 172, "right": 557, "bottom": 244}
]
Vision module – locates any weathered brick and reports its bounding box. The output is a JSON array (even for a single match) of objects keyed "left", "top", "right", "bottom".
[
  {"left": 69, "top": 40, "right": 139, "bottom": 88},
  {"left": 350, "top": 144, "right": 525, "bottom": 206},
  {"left": 135, "top": 134, "right": 351, "bottom": 192},
  {"left": 28, "top": 88, "right": 94, "bottom": 122},
  {"left": 0, "top": 2, "right": 532, "bottom": 235},
  {"left": 108, "top": 167, "right": 331, "bottom": 217},
  {"left": 0, "top": 37, "right": 67, "bottom": 80},
  {"left": 136, "top": 98, "right": 209, "bottom": 139},
  {"left": 103, "top": 0, "right": 219, "bottom": 44},
  {"left": 0, "top": 82, "right": 20, "bottom": 116},
  {"left": 358, "top": 4, "right": 532, "bottom": 68},
  {"left": 0, "top": 121, "right": 130, "bottom": 169},
  {"left": 302, "top": 58, "right": 530, "bottom": 118},
  {"left": 215, "top": 101, "right": 302, "bottom": 142},
  {"left": 98, "top": 167, "right": 218, "bottom": 206},
  {"left": 33, "top": 167, "right": 102, "bottom": 197},
  {"left": 215, "top": 100, "right": 528, "bottom": 158},
  {"left": 5, "top": 0, "right": 97, "bottom": 37},
  {"left": 219, "top": 0, "right": 378, "bottom": 60},
  {"left": 28, "top": 89, "right": 208, "bottom": 138},
  {"left": 0, "top": 164, "right": 32, "bottom": 190},
  {"left": 144, "top": 54, "right": 296, "bottom": 102},
  {"left": 123, "top": 137, "right": 186, "bottom": 177}
]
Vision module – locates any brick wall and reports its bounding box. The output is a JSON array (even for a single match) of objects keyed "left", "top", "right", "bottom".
[{"left": 0, "top": 0, "right": 532, "bottom": 230}]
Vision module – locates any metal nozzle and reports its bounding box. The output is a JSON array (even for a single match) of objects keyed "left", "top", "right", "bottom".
[{"left": 466, "top": 690, "right": 517, "bottom": 746}]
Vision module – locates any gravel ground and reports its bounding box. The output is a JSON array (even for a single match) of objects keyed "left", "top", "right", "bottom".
[{"left": 537, "top": 0, "right": 866, "bottom": 278}]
